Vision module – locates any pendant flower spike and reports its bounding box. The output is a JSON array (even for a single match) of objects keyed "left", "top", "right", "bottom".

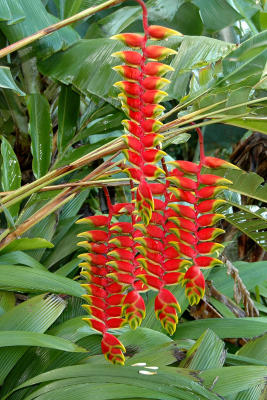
[{"left": 111, "top": 1, "right": 181, "bottom": 225}]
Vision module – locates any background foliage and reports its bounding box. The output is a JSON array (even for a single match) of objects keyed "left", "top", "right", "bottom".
[{"left": 0, "top": 0, "right": 266, "bottom": 399}]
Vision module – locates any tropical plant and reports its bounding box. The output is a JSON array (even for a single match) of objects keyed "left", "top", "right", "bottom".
[{"left": 0, "top": 0, "right": 266, "bottom": 399}]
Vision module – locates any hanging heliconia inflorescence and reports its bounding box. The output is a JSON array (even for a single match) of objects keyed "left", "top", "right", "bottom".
[{"left": 76, "top": 0, "right": 239, "bottom": 365}]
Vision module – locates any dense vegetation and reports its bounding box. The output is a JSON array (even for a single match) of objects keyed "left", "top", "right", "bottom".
[{"left": 0, "top": 0, "right": 266, "bottom": 399}]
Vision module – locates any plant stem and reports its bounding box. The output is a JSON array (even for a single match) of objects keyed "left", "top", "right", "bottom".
[{"left": 0, "top": 0, "right": 125, "bottom": 58}]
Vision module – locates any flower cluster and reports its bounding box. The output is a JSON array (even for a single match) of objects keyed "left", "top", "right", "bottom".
[
  {"left": 76, "top": 1, "right": 239, "bottom": 365},
  {"left": 111, "top": 19, "right": 180, "bottom": 225}
]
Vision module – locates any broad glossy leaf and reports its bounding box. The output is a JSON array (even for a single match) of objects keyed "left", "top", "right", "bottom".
[
  {"left": 0, "top": 264, "right": 84, "bottom": 296},
  {"left": 1, "top": 136, "right": 21, "bottom": 219},
  {"left": 0, "top": 291, "right": 15, "bottom": 316},
  {"left": 173, "top": 2, "right": 203, "bottom": 35},
  {"left": 209, "top": 261, "right": 267, "bottom": 298},
  {"left": 173, "top": 317, "right": 267, "bottom": 339},
  {"left": 0, "top": 0, "right": 24, "bottom": 23},
  {"left": 0, "top": 0, "right": 79, "bottom": 58},
  {"left": 200, "top": 366, "right": 267, "bottom": 396},
  {"left": 6, "top": 365, "right": 221, "bottom": 400},
  {"left": 0, "top": 331, "right": 86, "bottom": 352},
  {"left": 223, "top": 116, "right": 267, "bottom": 135},
  {"left": 168, "top": 36, "right": 234, "bottom": 99},
  {"left": 0, "top": 67, "right": 25, "bottom": 96},
  {"left": 0, "top": 251, "right": 46, "bottom": 270},
  {"left": 0, "top": 294, "right": 65, "bottom": 384},
  {"left": 237, "top": 333, "right": 267, "bottom": 363},
  {"left": 193, "top": 0, "right": 241, "bottom": 32},
  {"left": 0, "top": 238, "right": 54, "bottom": 254},
  {"left": 180, "top": 329, "right": 225, "bottom": 369},
  {"left": 58, "top": 84, "right": 80, "bottom": 153},
  {"left": 26, "top": 94, "right": 52, "bottom": 179},
  {"left": 219, "top": 30, "right": 267, "bottom": 86}
]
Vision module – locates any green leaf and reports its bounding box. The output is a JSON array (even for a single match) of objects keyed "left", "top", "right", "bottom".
[
  {"left": 221, "top": 203, "right": 267, "bottom": 251},
  {"left": 173, "top": 2, "right": 203, "bottom": 35},
  {"left": 58, "top": 84, "right": 80, "bottom": 153},
  {"left": 237, "top": 333, "right": 267, "bottom": 363},
  {"left": 0, "top": 251, "right": 46, "bottom": 270},
  {"left": 0, "top": 264, "right": 85, "bottom": 296},
  {"left": 0, "top": 291, "right": 15, "bottom": 316},
  {"left": 0, "top": 237, "right": 54, "bottom": 254},
  {"left": 209, "top": 261, "right": 267, "bottom": 298},
  {"left": 193, "top": 0, "right": 241, "bottom": 32},
  {"left": 0, "top": 0, "right": 24, "bottom": 24},
  {"left": 0, "top": 294, "right": 66, "bottom": 384},
  {"left": 0, "top": 66, "right": 25, "bottom": 96},
  {"left": 219, "top": 30, "right": 267, "bottom": 85},
  {"left": 200, "top": 366, "right": 267, "bottom": 396},
  {"left": 173, "top": 317, "right": 267, "bottom": 340},
  {"left": 223, "top": 116, "right": 267, "bottom": 135},
  {"left": 6, "top": 365, "right": 221, "bottom": 400},
  {"left": 26, "top": 94, "right": 53, "bottom": 179},
  {"left": 0, "top": 0, "right": 79, "bottom": 59},
  {"left": 179, "top": 329, "right": 225, "bottom": 369},
  {"left": 1, "top": 136, "right": 22, "bottom": 219},
  {"left": 0, "top": 331, "right": 86, "bottom": 352},
  {"left": 168, "top": 36, "right": 234, "bottom": 99}
]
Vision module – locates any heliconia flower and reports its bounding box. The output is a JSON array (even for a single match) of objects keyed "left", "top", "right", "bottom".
[
  {"left": 135, "top": 224, "right": 165, "bottom": 239},
  {"left": 174, "top": 229, "right": 197, "bottom": 246},
  {"left": 121, "top": 119, "right": 143, "bottom": 136},
  {"left": 195, "top": 256, "right": 223, "bottom": 268},
  {"left": 76, "top": 215, "right": 108, "bottom": 227},
  {"left": 108, "top": 272, "right": 134, "bottom": 285},
  {"left": 196, "top": 242, "right": 224, "bottom": 255},
  {"left": 113, "top": 65, "right": 141, "bottom": 81},
  {"left": 143, "top": 149, "right": 166, "bottom": 163},
  {"left": 111, "top": 50, "right": 142, "bottom": 66},
  {"left": 119, "top": 93, "right": 141, "bottom": 110},
  {"left": 141, "top": 118, "right": 163, "bottom": 132},
  {"left": 166, "top": 176, "right": 198, "bottom": 190},
  {"left": 167, "top": 217, "right": 196, "bottom": 232},
  {"left": 110, "top": 33, "right": 144, "bottom": 48},
  {"left": 196, "top": 186, "right": 228, "bottom": 199},
  {"left": 183, "top": 266, "right": 205, "bottom": 306},
  {"left": 198, "top": 174, "right": 233, "bottom": 186},
  {"left": 136, "top": 247, "right": 162, "bottom": 264},
  {"left": 77, "top": 242, "right": 107, "bottom": 253},
  {"left": 197, "top": 213, "right": 225, "bottom": 227},
  {"left": 148, "top": 25, "right": 182, "bottom": 40},
  {"left": 124, "top": 167, "right": 142, "bottom": 181},
  {"left": 203, "top": 156, "right": 240, "bottom": 170},
  {"left": 196, "top": 199, "right": 226, "bottom": 213},
  {"left": 143, "top": 164, "right": 165, "bottom": 179},
  {"left": 112, "top": 202, "right": 135, "bottom": 215},
  {"left": 142, "top": 133, "right": 164, "bottom": 147},
  {"left": 139, "top": 259, "right": 163, "bottom": 276},
  {"left": 148, "top": 182, "right": 166, "bottom": 194},
  {"left": 144, "top": 45, "right": 177, "bottom": 60},
  {"left": 164, "top": 259, "right": 192, "bottom": 271},
  {"left": 123, "top": 290, "right": 146, "bottom": 330},
  {"left": 168, "top": 204, "right": 196, "bottom": 220},
  {"left": 110, "top": 221, "right": 133, "bottom": 234},
  {"left": 163, "top": 271, "right": 184, "bottom": 285},
  {"left": 78, "top": 253, "right": 106, "bottom": 265},
  {"left": 108, "top": 248, "right": 135, "bottom": 261},
  {"left": 167, "top": 160, "right": 199, "bottom": 174},
  {"left": 142, "top": 89, "right": 168, "bottom": 104},
  {"left": 123, "top": 135, "right": 142, "bottom": 152},
  {"left": 154, "top": 288, "right": 181, "bottom": 335},
  {"left": 137, "top": 273, "right": 163, "bottom": 290},
  {"left": 142, "top": 103, "right": 165, "bottom": 118},
  {"left": 121, "top": 107, "right": 142, "bottom": 122},
  {"left": 143, "top": 62, "right": 174, "bottom": 76},
  {"left": 109, "top": 236, "right": 134, "bottom": 248},
  {"left": 107, "top": 260, "right": 133, "bottom": 273},
  {"left": 134, "top": 237, "right": 164, "bottom": 252},
  {"left": 77, "top": 230, "right": 108, "bottom": 242},
  {"left": 101, "top": 332, "right": 126, "bottom": 365},
  {"left": 142, "top": 76, "right": 170, "bottom": 90},
  {"left": 197, "top": 227, "right": 225, "bottom": 241},
  {"left": 114, "top": 81, "right": 141, "bottom": 97},
  {"left": 168, "top": 187, "right": 197, "bottom": 204},
  {"left": 123, "top": 149, "right": 141, "bottom": 166}
]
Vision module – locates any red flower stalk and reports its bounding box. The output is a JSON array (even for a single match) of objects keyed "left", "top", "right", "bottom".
[{"left": 111, "top": 0, "right": 180, "bottom": 225}]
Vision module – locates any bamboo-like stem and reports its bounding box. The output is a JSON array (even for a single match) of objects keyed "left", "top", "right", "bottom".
[
  {"left": 0, "top": 0, "right": 124, "bottom": 59},
  {"left": 0, "top": 138, "right": 125, "bottom": 212}
]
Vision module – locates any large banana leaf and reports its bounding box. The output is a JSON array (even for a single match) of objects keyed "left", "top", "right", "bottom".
[
  {"left": 0, "top": 294, "right": 65, "bottom": 384},
  {"left": 0, "top": 264, "right": 84, "bottom": 296},
  {"left": 0, "top": 67, "right": 25, "bottom": 96}
]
